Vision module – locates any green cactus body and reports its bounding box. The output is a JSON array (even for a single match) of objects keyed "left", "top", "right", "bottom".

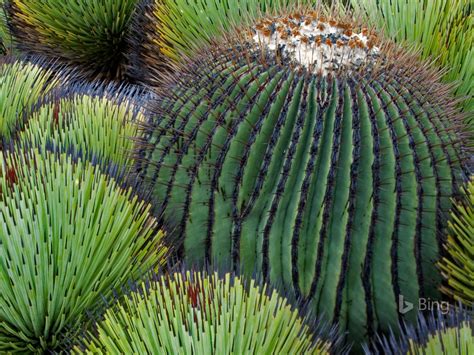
[{"left": 139, "top": 13, "right": 467, "bottom": 343}]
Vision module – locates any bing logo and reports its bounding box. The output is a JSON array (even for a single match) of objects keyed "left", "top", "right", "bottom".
[{"left": 398, "top": 295, "right": 450, "bottom": 315}]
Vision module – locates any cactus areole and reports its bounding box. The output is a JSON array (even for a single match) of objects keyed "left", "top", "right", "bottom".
[{"left": 138, "top": 10, "right": 467, "bottom": 342}]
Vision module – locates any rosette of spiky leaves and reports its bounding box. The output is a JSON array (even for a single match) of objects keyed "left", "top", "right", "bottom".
[
  {"left": 368, "top": 307, "right": 473, "bottom": 354},
  {"left": 438, "top": 177, "right": 474, "bottom": 307},
  {"left": 350, "top": 0, "right": 473, "bottom": 115},
  {"left": 0, "top": 57, "right": 58, "bottom": 143},
  {"left": 0, "top": 149, "right": 167, "bottom": 353},
  {"left": 76, "top": 271, "right": 338, "bottom": 354},
  {"left": 136, "top": 9, "right": 469, "bottom": 345},
  {"left": 6, "top": 0, "right": 140, "bottom": 79},
  {"left": 0, "top": 0, "right": 10, "bottom": 53},
  {"left": 18, "top": 84, "right": 145, "bottom": 174},
  {"left": 128, "top": 0, "right": 321, "bottom": 85}
]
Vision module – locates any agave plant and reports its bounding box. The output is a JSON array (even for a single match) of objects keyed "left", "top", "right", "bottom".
[
  {"left": 128, "top": 0, "right": 321, "bottom": 85},
  {"left": 350, "top": 0, "right": 473, "bottom": 115},
  {"left": 136, "top": 7, "right": 469, "bottom": 344},
  {"left": 0, "top": 57, "right": 58, "bottom": 143},
  {"left": 5, "top": 0, "right": 140, "bottom": 79},
  {"left": 368, "top": 307, "right": 473, "bottom": 354},
  {"left": 0, "top": 149, "right": 167, "bottom": 352},
  {"left": 76, "top": 271, "right": 338, "bottom": 354},
  {"left": 17, "top": 85, "right": 146, "bottom": 173},
  {"left": 438, "top": 177, "right": 474, "bottom": 307},
  {"left": 0, "top": 0, "right": 10, "bottom": 53}
]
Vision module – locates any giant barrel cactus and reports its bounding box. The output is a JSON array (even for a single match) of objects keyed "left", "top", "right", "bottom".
[{"left": 137, "top": 10, "right": 468, "bottom": 343}]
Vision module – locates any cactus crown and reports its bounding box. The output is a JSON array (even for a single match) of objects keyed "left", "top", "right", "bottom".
[
  {"left": 250, "top": 11, "right": 381, "bottom": 76},
  {"left": 137, "top": 7, "right": 469, "bottom": 346}
]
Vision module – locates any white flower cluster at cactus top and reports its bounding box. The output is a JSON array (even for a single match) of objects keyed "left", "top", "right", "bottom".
[{"left": 252, "top": 12, "right": 380, "bottom": 75}]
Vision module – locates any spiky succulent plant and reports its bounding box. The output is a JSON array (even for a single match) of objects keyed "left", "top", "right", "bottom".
[
  {"left": 5, "top": 0, "right": 140, "bottom": 79},
  {"left": 369, "top": 307, "right": 473, "bottom": 354},
  {"left": 76, "top": 271, "right": 338, "bottom": 354},
  {"left": 0, "top": 57, "right": 58, "bottom": 143},
  {"left": 350, "top": 0, "right": 473, "bottom": 115},
  {"left": 18, "top": 85, "right": 145, "bottom": 173},
  {"left": 438, "top": 177, "right": 474, "bottom": 307},
  {"left": 0, "top": 0, "right": 10, "bottom": 53},
  {"left": 0, "top": 149, "right": 167, "bottom": 352},
  {"left": 137, "top": 8, "right": 469, "bottom": 344}
]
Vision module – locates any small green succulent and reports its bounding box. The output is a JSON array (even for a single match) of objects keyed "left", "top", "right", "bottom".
[
  {"left": 438, "top": 177, "right": 474, "bottom": 307},
  {"left": 76, "top": 271, "right": 337, "bottom": 354},
  {"left": 369, "top": 307, "right": 473, "bottom": 354},
  {"left": 6, "top": 0, "right": 140, "bottom": 78},
  {"left": 18, "top": 86, "right": 145, "bottom": 172},
  {"left": 0, "top": 149, "right": 167, "bottom": 353},
  {"left": 0, "top": 58, "right": 58, "bottom": 142},
  {"left": 0, "top": 0, "right": 11, "bottom": 53}
]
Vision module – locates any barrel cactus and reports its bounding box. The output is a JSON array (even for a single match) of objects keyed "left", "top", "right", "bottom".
[
  {"left": 369, "top": 307, "right": 473, "bottom": 354},
  {"left": 137, "top": 8, "right": 468, "bottom": 344},
  {"left": 18, "top": 85, "right": 145, "bottom": 172},
  {"left": 0, "top": 57, "right": 58, "bottom": 143},
  {"left": 75, "top": 271, "right": 338, "bottom": 354},
  {"left": 0, "top": 149, "right": 167, "bottom": 352},
  {"left": 5, "top": 0, "right": 140, "bottom": 79},
  {"left": 438, "top": 177, "right": 474, "bottom": 307}
]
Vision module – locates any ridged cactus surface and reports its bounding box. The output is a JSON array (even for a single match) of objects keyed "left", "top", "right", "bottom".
[{"left": 138, "top": 13, "right": 467, "bottom": 341}]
